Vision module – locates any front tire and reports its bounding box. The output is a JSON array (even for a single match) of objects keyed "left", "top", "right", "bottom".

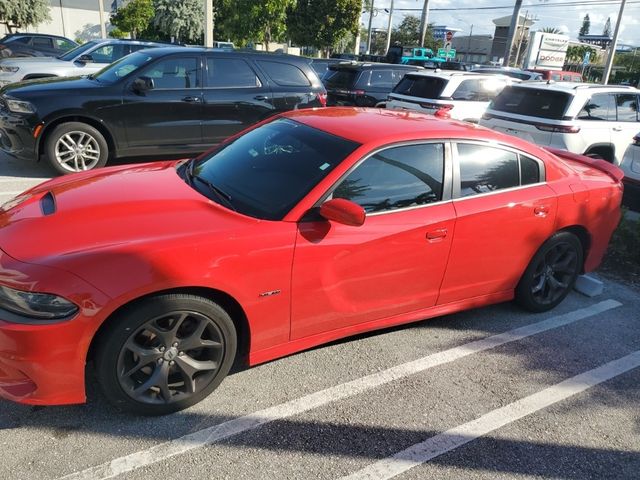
[
  {"left": 95, "top": 294, "right": 237, "bottom": 415},
  {"left": 44, "top": 122, "right": 109, "bottom": 175},
  {"left": 516, "top": 232, "right": 583, "bottom": 313}
]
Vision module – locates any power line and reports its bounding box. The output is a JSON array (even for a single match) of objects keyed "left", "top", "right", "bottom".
[{"left": 390, "top": 0, "right": 640, "bottom": 12}]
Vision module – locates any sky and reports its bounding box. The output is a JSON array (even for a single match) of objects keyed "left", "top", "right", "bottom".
[{"left": 362, "top": 0, "right": 640, "bottom": 47}]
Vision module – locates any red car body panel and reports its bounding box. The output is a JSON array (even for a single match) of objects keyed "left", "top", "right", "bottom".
[{"left": 0, "top": 108, "right": 623, "bottom": 406}]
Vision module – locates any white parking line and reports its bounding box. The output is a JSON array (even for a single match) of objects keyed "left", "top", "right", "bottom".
[
  {"left": 341, "top": 350, "right": 640, "bottom": 480},
  {"left": 59, "top": 299, "right": 622, "bottom": 480}
]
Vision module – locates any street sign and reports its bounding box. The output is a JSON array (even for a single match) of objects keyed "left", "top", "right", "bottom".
[
  {"left": 447, "top": 49, "right": 456, "bottom": 58},
  {"left": 583, "top": 51, "right": 591, "bottom": 65},
  {"left": 437, "top": 48, "right": 456, "bottom": 59}
]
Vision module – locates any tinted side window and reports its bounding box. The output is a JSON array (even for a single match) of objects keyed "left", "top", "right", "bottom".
[
  {"left": 578, "top": 93, "right": 616, "bottom": 120},
  {"left": 32, "top": 37, "right": 53, "bottom": 48},
  {"left": 452, "top": 79, "right": 483, "bottom": 101},
  {"left": 90, "top": 44, "right": 128, "bottom": 63},
  {"left": 452, "top": 79, "right": 505, "bottom": 101},
  {"left": 10, "top": 36, "right": 30, "bottom": 44},
  {"left": 333, "top": 144, "right": 445, "bottom": 213},
  {"left": 143, "top": 57, "right": 198, "bottom": 89},
  {"left": 257, "top": 60, "right": 310, "bottom": 86},
  {"left": 457, "top": 144, "right": 519, "bottom": 197},
  {"left": 206, "top": 58, "right": 260, "bottom": 88},
  {"left": 56, "top": 38, "right": 75, "bottom": 50},
  {"left": 358, "top": 69, "right": 396, "bottom": 89},
  {"left": 520, "top": 155, "right": 540, "bottom": 185},
  {"left": 616, "top": 94, "right": 638, "bottom": 122}
]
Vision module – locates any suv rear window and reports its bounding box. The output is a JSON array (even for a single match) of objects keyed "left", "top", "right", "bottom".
[
  {"left": 490, "top": 86, "right": 571, "bottom": 119},
  {"left": 393, "top": 75, "right": 447, "bottom": 99},
  {"left": 324, "top": 69, "right": 360, "bottom": 89}
]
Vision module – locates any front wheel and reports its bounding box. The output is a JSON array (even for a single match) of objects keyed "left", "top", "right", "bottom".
[
  {"left": 515, "top": 232, "right": 583, "bottom": 313},
  {"left": 44, "top": 122, "right": 109, "bottom": 175},
  {"left": 95, "top": 295, "right": 237, "bottom": 415}
]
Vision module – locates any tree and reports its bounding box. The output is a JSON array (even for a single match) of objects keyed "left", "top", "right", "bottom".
[
  {"left": 153, "top": 0, "right": 205, "bottom": 43},
  {"left": 110, "top": 0, "right": 154, "bottom": 39},
  {"left": 0, "top": 0, "right": 50, "bottom": 33},
  {"left": 390, "top": 15, "right": 420, "bottom": 46},
  {"left": 603, "top": 17, "right": 612, "bottom": 37},
  {"left": 219, "top": 0, "right": 294, "bottom": 51},
  {"left": 540, "top": 27, "right": 562, "bottom": 34},
  {"left": 286, "top": 0, "right": 360, "bottom": 57},
  {"left": 579, "top": 14, "right": 590, "bottom": 36}
]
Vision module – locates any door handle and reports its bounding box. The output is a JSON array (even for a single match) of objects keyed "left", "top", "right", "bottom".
[
  {"left": 534, "top": 205, "right": 549, "bottom": 217},
  {"left": 182, "top": 96, "right": 201, "bottom": 103},
  {"left": 612, "top": 126, "right": 623, "bottom": 132},
  {"left": 254, "top": 95, "right": 269, "bottom": 101},
  {"left": 426, "top": 228, "right": 448, "bottom": 242}
]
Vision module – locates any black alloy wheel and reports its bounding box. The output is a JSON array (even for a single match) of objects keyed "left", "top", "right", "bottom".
[
  {"left": 516, "top": 232, "right": 583, "bottom": 313},
  {"left": 96, "top": 295, "right": 237, "bottom": 415}
]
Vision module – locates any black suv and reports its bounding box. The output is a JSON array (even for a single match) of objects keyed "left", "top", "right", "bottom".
[
  {"left": 0, "top": 33, "right": 77, "bottom": 58},
  {"left": 0, "top": 47, "right": 327, "bottom": 174},
  {"left": 323, "top": 62, "right": 422, "bottom": 107}
]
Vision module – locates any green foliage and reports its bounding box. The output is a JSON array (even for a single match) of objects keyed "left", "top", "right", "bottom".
[
  {"left": 579, "top": 14, "right": 590, "bottom": 36},
  {"left": 110, "top": 0, "right": 154, "bottom": 39},
  {"left": 153, "top": 0, "right": 205, "bottom": 43},
  {"left": 0, "top": 0, "right": 50, "bottom": 33},
  {"left": 108, "top": 28, "right": 127, "bottom": 39},
  {"left": 286, "top": 0, "right": 360, "bottom": 54},
  {"left": 218, "top": 0, "right": 294, "bottom": 50},
  {"left": 609, "top": 210, "right": 640, "bottom": 265},
  {"left": 566, "top": 44, "right": 599, "bottom": 64},
  {"left": 540, "top": 27, "right": 562, "bottom": 34}
]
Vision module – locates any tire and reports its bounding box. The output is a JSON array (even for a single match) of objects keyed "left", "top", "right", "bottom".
[
  {"left": 95, "top": 294, "right": 237, "bottom": 415},
  {"left": 515, "top": 232, "right": 583, "bottom": 313},
  {"left": 44, "top": 122, "right": 109, "bottom": 175}
]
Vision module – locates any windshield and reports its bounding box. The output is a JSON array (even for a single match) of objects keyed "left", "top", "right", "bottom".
[
  {"left": 393, "top": 75, "right": 447, "bottom": 98},
  {"left": 93, "top": 51, "right": 155, "bottom": 83},
  {"left": 186, "top": 118, "right": 360, "bottom": 220},
  {"left": 58, "top": 41, "right": 98, "bottom": 61}
]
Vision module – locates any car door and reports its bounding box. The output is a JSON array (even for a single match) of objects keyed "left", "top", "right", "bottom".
[
  {"left": 201, "top": 56, "right": 273, "bottom": 144},
  {"left": 611, "top": 93, "right": 639, "bottom": 164},
  {"left": 122, "top": 54, "right": 203, "bottom": 149},
  {"left": 78, "top": 43, "right": 129, "bottom": 74},
  {"left": 437, "top": 142, "right": 557, "bottom": 304},
  {"left": 576, "top": 92, "right": 615, "bottom": 156},
  {"left": 291, "top": 142, "right": 456, "bottom": 340}
]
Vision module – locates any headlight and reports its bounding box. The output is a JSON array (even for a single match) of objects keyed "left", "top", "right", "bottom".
[
  {"left": 0, "top": 65, "right": 19, "bottom": 73},
  {"left": 5, "top": 98, "right": 36, "bottom": 114},
  {"left": 0, "top": 285, "right": 78, "bottom": 319}
]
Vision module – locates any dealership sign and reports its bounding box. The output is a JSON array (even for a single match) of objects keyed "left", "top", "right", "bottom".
[{"left": 524, "top": 32, "right": 569, "bottom": 70}]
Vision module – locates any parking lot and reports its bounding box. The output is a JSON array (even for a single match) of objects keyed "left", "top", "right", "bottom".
[{"left": 1, "top": 156, "right": 638, "bottom": 479}]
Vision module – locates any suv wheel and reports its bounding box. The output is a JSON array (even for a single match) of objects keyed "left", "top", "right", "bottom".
[{"left": 44, "top": 122, "right": 109, "bottom": 175}]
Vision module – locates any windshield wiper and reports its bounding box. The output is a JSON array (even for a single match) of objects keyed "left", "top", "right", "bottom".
[{"left": 184, "top": 160, "right": 236, "bottom": 212}]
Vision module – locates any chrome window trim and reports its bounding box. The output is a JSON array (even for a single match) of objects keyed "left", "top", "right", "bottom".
[
  {"left": 451, "top": 139, "right": 547, "bottom": 200},
  {"left": 315, "top": 139, "right": 453, "bottom": 216}
]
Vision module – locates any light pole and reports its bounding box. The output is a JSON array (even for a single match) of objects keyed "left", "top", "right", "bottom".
[
  {"left": 366, "top": 0, "right": 376, "bottom": 55},
  {"left": 384, "top": 0, "right": 395, "bottom": 56},
  {"left": 602, "top": 0, "right": 627, "bottom": 84}
]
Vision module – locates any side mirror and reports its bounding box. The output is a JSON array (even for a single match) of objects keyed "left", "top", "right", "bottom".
[
  {"left": 132, "top": 76, "right": 154, "bottom": 93},
  {"left": 77, "top": 54, "right": 94, "bottom": 64},
  {"left": 319, "top": 198, "right": 366, "bottom": 227}
]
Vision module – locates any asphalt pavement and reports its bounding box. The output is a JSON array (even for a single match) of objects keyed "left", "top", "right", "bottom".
[{"left": 0, "top": 155, "right": 639, "bottom": 480}]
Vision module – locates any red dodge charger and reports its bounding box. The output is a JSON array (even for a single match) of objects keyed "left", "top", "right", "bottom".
[{"left": 0, "top": 108, "right": 623, "bottom": 414}]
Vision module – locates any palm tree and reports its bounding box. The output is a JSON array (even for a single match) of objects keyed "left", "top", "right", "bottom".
[{"left": 540, "top": 27, "right": 563, "bottom": 34}]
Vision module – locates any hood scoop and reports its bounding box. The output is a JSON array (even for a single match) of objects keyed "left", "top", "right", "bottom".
[{"left": 39, "top": 191, "right": 56, "bottom": 216}]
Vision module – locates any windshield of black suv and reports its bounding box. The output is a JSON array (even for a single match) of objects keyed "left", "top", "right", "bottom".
[
  {"left": 92, "top": 51, "right": 155, "bottom": 83},
  {"left": 184, "top": 118, "right": 360, "bottom": 220},
  {"left": 58, "top": 40, "right": 99, "bottom": 61}
]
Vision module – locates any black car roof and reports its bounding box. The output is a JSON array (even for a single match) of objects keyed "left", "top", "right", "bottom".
[
  {"left": 328, "top": 62, "right": 422, "bottom": 71},
  {"left": 139, "top": 46, "right": 313, "bottom": 63}
]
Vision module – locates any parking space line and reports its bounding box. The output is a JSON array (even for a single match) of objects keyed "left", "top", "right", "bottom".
[
  {"left": 59, "top": 299, "right": 622, "bottom": 480},
  {"left": 340, "top": 349, "right": 640, "bottom": 480}
]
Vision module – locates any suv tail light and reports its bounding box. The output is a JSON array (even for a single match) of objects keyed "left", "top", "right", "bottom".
[
  {"left": 316, "top": 92, "right": 327, "bottom": 107},
  {"left": 535, "top": 124, "right": 580, "bottom": 134},
  {"left": 348, "top": 89, "right": 366, "bottom": 96},
  {"left": 419, "top": 101, "right": 453, "bottom": 110}
]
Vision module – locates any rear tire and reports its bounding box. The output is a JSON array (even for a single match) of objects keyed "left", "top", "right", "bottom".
[
  {"left": 44, "top": 122, "right": 109, "bottom": 175},
  {"left": 516, "top": 232, "right": 583, "bottom": 313},
  {"left": 95, "top": 294, "right": 237, "bottom": 415}
]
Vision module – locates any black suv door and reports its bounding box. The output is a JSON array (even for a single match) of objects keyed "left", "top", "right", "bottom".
[
  {"left": 201, "top": 55, "right": 273, "bottom": 144},
  {"left": 122, "top": 54, "right": 204, "bottom": 151}
]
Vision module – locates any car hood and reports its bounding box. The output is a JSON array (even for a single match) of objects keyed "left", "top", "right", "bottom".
[
  {"left": 0, "top": 56, "right": 64, "bottom": 66},
  {"left": 1, "top": 75, "right": 100, "bottom": 95},
  {"left": 0, "top": 161, "right": 258, "bottom": 263}
]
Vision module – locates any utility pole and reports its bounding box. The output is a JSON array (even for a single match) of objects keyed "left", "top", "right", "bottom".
[
  {"left": 97, "top": 0, "right": 106, "bottom": 38},
  {"left": 503, "top": 0, "right": 523, "bottom": 66},
  {"left": 354, "top": 0, "right": 365, "bottom": 56},
  {"left": 602, "top": 0, "right": 627, "bottom": 84},
  {"left": 204, "top": 0, "right": 213, "bottom": 47},
  {"left": 384, "top": 0, "right": 394, "bottom": 55},
  {"left": 419, "top": 0, "right": 431, "bottom": 48},
  {"left": 466, "top": 24, "right": 473, "bottom": 62},
  {"left": 366, "top": 0, "right": 375, "bottom": 54},
  {"left": 514, "top": 11, "right": 528, "bottom": 68}
]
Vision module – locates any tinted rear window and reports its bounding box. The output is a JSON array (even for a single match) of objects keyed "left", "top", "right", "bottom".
[
  {"left": 324, "top": 69, "right": 360, "bottom": 89},
  {"left": 258, "top": 60, "right": 311, "bottom": 87},
  {"left": 393, "top": 75, "right": 447, "bottom": 98},
  {"left": 490, "top": 86, "right": 571, "bottom": 119}
]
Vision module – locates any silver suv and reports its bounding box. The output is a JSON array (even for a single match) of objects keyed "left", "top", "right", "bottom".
[
  {"left": 480, "top": 82, "right": 640, "bottom": 164},
  {"left": 0, "top": 39, "right": 169, "bottom": 86}
]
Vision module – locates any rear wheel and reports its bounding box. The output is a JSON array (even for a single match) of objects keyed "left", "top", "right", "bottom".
[
  {"left": 95, "top": 295, "right": 237, "bottom": 415},
  {"left": 44, "top": 122, "right": 108, "bottom": 175},
  {"left": 516, "top": 232, "right": 583, "bottom": 313}
]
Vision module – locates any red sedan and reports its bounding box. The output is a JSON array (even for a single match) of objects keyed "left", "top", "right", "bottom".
[{"left": 0, "top": 108, "right": 623, "bottom": 414}]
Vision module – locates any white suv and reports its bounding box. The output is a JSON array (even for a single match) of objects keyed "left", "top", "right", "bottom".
[
  {"left": 386, "top": 71, "right": 513, "bottom": 123},
  {"left": 480, "top": 82, "right": 640, "bottom": 165}
]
